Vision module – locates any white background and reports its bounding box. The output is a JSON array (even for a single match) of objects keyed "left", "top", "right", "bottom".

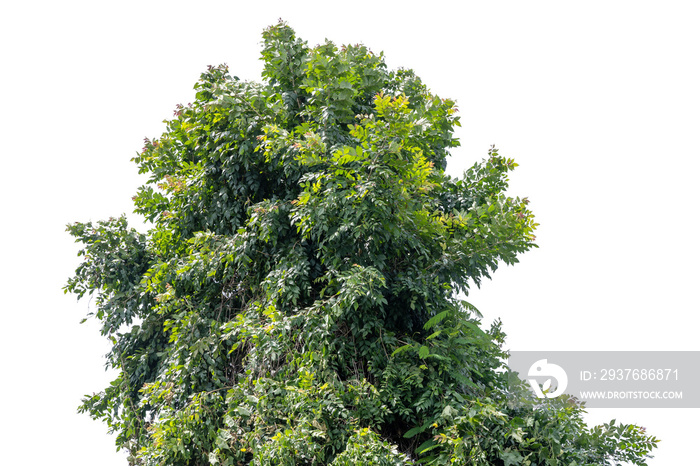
[{"left": 1, "top": 1, "right": 697, "bottom": 463}]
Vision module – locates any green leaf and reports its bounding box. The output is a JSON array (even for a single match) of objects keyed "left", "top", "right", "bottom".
[
  {"left": 391, "top": 344, "right": 413, "bottom": 357},
  {"left": 423, "top": 310, "right": 449, "bottom": 331},
  {"left": 404, "top": 421, "right": 432, "bottom": 439},
  {"left": 416, "top": 438, "right": 438, "bottom": 454},
  {"left": 501, "top": 450, "right": 524, "bottom": 466},
  {"left": 418, "top": 345, "right": 430, "bottom": 359}
]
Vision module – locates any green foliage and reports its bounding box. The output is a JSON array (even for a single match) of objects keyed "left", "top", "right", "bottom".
[{"left": 66, "top": 21, "right": 658, "bottom": 465}]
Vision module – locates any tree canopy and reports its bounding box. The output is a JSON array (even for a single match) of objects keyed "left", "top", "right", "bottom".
[{"left": 66, "top": 21, "right": 657, "bottom": 465}]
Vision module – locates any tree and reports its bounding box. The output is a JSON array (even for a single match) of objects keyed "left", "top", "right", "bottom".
[{"left": 66, "top": 21, "right": 658, "bottom": 465}]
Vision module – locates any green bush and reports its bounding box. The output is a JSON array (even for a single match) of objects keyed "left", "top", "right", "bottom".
[{"left": 66, "top": 21, "right": 658, "bottom": 465}]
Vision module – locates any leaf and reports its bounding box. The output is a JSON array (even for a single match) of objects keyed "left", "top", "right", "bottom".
[
  {"left": 415, "top": 438, "right": 438, "bottom": 454},
  {"left": 418, "top": 345, "right": 430, "bottom": 359},
  {"left": 391, "top": 344, "right": 413, "bottom": 357},
  {"left": 423, "top": 310, "right": 449, "bottom": 331},
  {"left": 403, "top": 420, "right": 431, "bottom": 439},
  {"left": 501, "top": 450, "right": 524, "bottom": 466}
]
